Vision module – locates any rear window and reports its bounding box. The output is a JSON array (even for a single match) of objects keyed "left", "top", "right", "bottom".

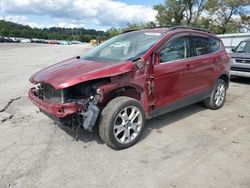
[
  {"left": 192, "top": 37, "right": 210, "bottom": 56},
  {"left": 209, "top": 38, "right": 221, "bottom": 53}
]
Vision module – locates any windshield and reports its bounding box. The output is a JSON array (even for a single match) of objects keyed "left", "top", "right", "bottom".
[
  {"left": 235, "top": 41, "right": 250, "bottom": 53},
  {"left": 82, "top": 31, "right": 163, "bottom": 62}
]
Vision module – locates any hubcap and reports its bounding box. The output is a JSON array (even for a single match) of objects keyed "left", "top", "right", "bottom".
[
  {"left": 214, "top": 83, "right": 226, "bottom": 107},
  {"left": 113, "top": 106, "right": 143, "bottom": 144}
]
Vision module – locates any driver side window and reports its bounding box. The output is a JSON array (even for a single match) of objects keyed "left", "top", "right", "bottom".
[{"left": 160, "top": 37, "right": 190, "bottom": 63}]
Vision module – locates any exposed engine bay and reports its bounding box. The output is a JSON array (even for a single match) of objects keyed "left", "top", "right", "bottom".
[
  {"left": 34, "top": 78, "right": 110, "bottom": 139},
  {"left": 36, "top": 78, "right": 110, "bottom": 104}
]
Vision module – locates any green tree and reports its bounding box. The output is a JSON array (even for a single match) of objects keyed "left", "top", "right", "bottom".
[
  {"left": 154, "top": 0, "right": 186, "bottom": 26},
  {"left": 153, "top": 0, "right": 250, "bottom": 34},
  {"left": 154, "top": 0, "right": 208, "bottom": 26},
  {"left": 106, "top": 27, "right": 121, "bottom": 37},
  {"left": 0, "top": 20, "right": 110, "bottom": 41},
  {"left": 240, "top": 14, "right": 250, "bottom": 31},
  {"left": 206, "top": 0, "right": 250, "bottom": 33},
  {"left": 185, "top": 0, "right": 208, "bottom": 25}
]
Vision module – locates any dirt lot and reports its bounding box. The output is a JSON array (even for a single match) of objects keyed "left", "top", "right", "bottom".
[{"left": 0, "top": 43, "right": 250, "bottom": 188}]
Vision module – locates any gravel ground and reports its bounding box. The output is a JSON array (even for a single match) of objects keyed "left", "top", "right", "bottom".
[{"left": 0, "top": 43, "right": 250, "bottom": 188}]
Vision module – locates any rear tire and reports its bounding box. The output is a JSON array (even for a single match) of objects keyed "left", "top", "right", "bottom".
[
  {"left": 99, "top": 97, "right": 145, "bottom": 150},
  {"left": 203, "top": 79, "right": 226, "bottom": 110}
]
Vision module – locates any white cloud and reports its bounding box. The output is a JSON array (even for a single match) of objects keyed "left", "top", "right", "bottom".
[
  {"left": 2, "top": 15, "right": 27, "bottom": 23},
  {"left": 1, "top": 15, "right": 44, "bottom": 28},
  {"left": 1, "top": 0, "right": 157, "bottom": 28}
]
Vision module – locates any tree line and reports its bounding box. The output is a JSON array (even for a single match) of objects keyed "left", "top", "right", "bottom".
[
  {"left": 0, "top": 20, "right": 108, "bottom": 42},
  {"left": 0, "top": 0, "right": 249, "bottom": 42}
]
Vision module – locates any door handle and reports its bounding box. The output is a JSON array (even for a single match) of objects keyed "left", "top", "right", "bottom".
[
  {"left": 213, "top": 58, "right": 220, "bottom": 63},
  {"left": 186, "top": 63, "right": 193, "bottom": 68}
]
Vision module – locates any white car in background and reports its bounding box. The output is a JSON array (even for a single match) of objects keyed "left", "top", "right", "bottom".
[
  {"left": 19, "top": 38, "right": 31, "bottom": 43},
  {"left": 230, "top": 38, "right": 250, "bottom": 78}
]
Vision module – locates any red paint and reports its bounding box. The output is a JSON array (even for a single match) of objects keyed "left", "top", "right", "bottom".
[{"left": 29, "top": 88, "right": 79, "bottom": 117}]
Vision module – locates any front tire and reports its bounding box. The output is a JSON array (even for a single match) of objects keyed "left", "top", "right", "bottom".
[
  {"left": 99, "top": 97, "right": 145, "bottom": 150},
  {"left": 204, "top": 79, "right": 226, "bottom": 110}
]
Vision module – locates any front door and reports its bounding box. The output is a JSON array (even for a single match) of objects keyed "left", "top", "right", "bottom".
[{"left": 153, "top": 35, "right": 191, "bottom": 109}]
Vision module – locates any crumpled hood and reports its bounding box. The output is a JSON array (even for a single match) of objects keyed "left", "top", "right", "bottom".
[{"left": 30, "top": 57, "right": 134, "bottom": 89}]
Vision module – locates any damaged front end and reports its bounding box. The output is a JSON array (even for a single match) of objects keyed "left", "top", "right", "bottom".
[{"left": 29, "top": 79, "right": 109, "bottom": 139}]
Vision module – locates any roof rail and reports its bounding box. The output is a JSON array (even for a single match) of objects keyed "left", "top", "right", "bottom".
[
  {"left": 167, "top": 26, "right": 210, "bottom": 33},
  {"left": 121, "top": 26, "right": 210, "bottom": 34},
  {"left": 122, "top": 29, "right": 141, "bottom": 34}
]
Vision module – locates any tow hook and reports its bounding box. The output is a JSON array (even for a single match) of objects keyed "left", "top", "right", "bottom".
[{"left": 75, "top": 96, "right": 100, "bottom": 141}]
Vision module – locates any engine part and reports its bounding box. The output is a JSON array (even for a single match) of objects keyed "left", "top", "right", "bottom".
[
  {"left": 81, "top": 101, "right": 99, "bottom": 132},
  {"left": 74, "top": 96, "right": 100, "bottom": 140}
]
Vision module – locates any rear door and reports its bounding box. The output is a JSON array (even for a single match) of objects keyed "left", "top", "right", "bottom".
[{"left": 184, "top": 35, "right": 215, "bottom": 94}]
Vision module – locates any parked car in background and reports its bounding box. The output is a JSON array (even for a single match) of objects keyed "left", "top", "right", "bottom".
[
  {"left": 59, "top": 40, "right": 71, "bottom": 45},
  {"left": 0, "top": 36, "right": 4, "bottom": 42},
  {"left": 71, "top": 40, "right": 82, "bottom": 44},
  {"left": 9, "top": 37, "right": 20, "bottom": 43},
  {"left": 31, "top": 38, "right": 47, "bottom": 44},
  {"left": 19, "top": 38, "right": 31, "bottom": 43},
  {"left": 3, "top": 37, "right": 13, "bottom": 42},
  {"left": 1, "top": 37, "right": 19, "bottom": 43},
  {"left": 29, "top": 27, "right": 231, "bottom": 149},
  {"left": 230, "top": 38, "right": 250, "bottom": 78},
  {"left": 47, "top": 40, "right": 59, "bottom": 44},
  {"left": 218, "top": 33, "right": 250, "bottom": 53}
]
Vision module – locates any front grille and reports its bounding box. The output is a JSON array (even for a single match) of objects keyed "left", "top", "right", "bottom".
[
  {"left": 38, "top": 83, "right": 63, "bottom": 103},
  {"left": 38, "top": 84, "right": 44, "bottom": 100},
  {"left": 235, "top": 58, "right": 250, "bottom": 64},
  {"left": 231, "top": 67, "right": 250, "bottom": 72}
]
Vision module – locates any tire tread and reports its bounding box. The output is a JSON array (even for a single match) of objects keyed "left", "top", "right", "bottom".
[{"left": 203, "top": 79, "right": 226, "bottom": 110}]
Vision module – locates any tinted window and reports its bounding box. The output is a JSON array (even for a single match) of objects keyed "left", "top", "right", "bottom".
[
  {"left": 192, "top": 37, "right": 210, "bottom": 56},
  {"left": 209, "top": 38, "right": 221, "bottom": 52},
  {"left": 159, "top": 37, "right": 190, "bottom": 63}
]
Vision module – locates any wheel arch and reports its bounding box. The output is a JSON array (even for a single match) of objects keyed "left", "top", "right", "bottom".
[
  {"left": 98, "top": 83, "right": 143, "bottom": 105},
  {"left": 218, "top": 74, "right": 230, "bottom": 89},
  {"left": 107, "top": 85, "right": 141, "bottom": 101}
]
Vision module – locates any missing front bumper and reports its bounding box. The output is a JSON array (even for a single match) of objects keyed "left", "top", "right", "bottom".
[
  {"left": 29, "top": 88, "right": 100, "bottom": 137},
  {"left": 29, "top": 88, "right": 78, "bottom": 118}
]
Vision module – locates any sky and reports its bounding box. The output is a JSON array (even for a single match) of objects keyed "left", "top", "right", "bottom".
[{"left": 0, "top": 0, "right": 164, "bottom": 30}]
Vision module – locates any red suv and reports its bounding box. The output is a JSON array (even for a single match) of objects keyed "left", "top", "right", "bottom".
[{"left": 29, "top": 27, "right": 231, "bottom": 149}]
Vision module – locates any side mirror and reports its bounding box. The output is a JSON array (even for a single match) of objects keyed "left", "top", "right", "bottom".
[
  {"left": 134, "top": 59, "right": 145, "bottom": 72},
  {"left": 231, "top": 47, "right": 236, "bottom": 52}
]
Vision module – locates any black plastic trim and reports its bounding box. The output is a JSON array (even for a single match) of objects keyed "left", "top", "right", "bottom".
[{"left": 148, "top": 90, "right": 211, "bottom": 119}]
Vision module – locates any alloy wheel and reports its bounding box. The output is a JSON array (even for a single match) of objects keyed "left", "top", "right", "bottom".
[
  {"left": 214, "top": 83, "right": 226, "bottom": 107},
  {"left": 113, "top": 106, "right": 143, "bottom": 144}
]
